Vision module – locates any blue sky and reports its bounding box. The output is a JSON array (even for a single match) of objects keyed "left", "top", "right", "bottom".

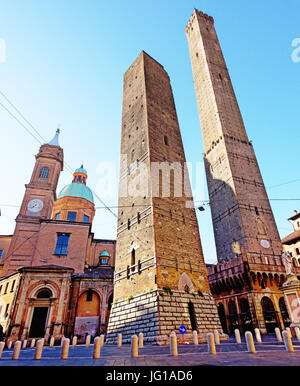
[{"left": 0, "top": 0, "right": 299, "bottom": 263}]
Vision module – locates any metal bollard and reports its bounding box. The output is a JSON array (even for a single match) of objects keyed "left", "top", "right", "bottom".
[
  {"left": 207, "top": 333, "right": 216, "bottom": 355},
  {"left": 234, "top": 329, "right": 241, "bottom": 344},
  {"left": 93, "top": 336, "right": 101, "bottom": 359},
  {"left": 117, "top": 333, "right": 122, "bottom": 348},
  {"left": 193, "top": 330, "right": 198, "bottom": 345},
  {"left": 214, "top": 330, "right": 220, "bottom": 345},
  {"left": 245, "top": 331, "right": 256, "bottom": 353},
  {"left": 34, "top": 339, "right": 44, "bottom": 360},
  {"left": 86, "top": 335, "right": 91, "bottom": 348},
  {"left": 61, "top": 338, "right": 70, "bottom": 360},
  {"left": 170, "top": 333, "right": 178, "bottom": 356},
  {"left": 254, "top": 328, "right": 262, "bottom": 343},
  {"left": 72, "top": 336, "right": 77, "bottom": 348},
  {"left": 286, "top": 327, "right": 291, "bottom": 339},
  {"left": 7, "top": 340, "right": 12, "bottom": 349},
  {"left": 275, "top": 327, "right": 283, "bottom": 342},
  {"left": 22, "top": 339, "right": 27, "bottom": 349},
  {"left": 61, "top": 336, "right": 65, "bottom": 347},
  {"left": 12, "top": 340, "right": 22, "bottom": 360},
  {"left": 30, "top": 339, "right": 36, "bottom": 349},
  {"left": 131, "top": 335, "right": 138, "bottom": 358},
  {"left": 138, "top": 332, "right": 144, "bottom": 348},
  {"left": 282, "top": 331, "right": 294, "bottom": 352}
]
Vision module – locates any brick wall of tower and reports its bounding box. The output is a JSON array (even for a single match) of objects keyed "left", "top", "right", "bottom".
[
  {"left": 107, "top": 51, "right": 227, "bottom": 343},
  {"left": 185, "top": 9, "right": 282, "bottom": 261}
]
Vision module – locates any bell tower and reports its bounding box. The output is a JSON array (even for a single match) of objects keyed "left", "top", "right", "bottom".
[{"left": 1, "top": 130, "right": 64, "bottom": 277}]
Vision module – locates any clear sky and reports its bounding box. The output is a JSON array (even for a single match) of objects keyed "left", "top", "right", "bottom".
[{"left": 0, "top": 0, "right": 299, "bottom": 263}]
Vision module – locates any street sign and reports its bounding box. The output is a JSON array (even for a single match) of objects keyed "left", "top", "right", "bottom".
[{"left": 179, "top": 325, "right": 186, "bottom": 334}]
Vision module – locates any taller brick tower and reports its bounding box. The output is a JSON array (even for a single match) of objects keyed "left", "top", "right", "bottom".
[
  {"left": 107, "top": 51, "right": 226, "bottom": 344},
  {"left": 185, "top": 10, "right": 282, "bottom": 262},
  {"left": 1, "top": 130, "right": 63, "bottom": 276}
]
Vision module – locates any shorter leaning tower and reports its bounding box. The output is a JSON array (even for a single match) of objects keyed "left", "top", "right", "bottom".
[{"left": 107, "top": 51, "right": 227, "bottom": 344}]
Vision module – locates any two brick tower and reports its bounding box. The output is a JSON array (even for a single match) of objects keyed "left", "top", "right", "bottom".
[{"left": 107, "top": 9, "right": 282, "bottom": 343}]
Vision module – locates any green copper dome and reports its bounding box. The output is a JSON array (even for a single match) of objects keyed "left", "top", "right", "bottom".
[
  {"left": 75, "top": 166, "right": 87, "bottom": 175},
  {"left": 58, "top": 182, "right": 94, "bottom": 203},
  {"left": 99, "top": 250, "right": 110, "bottom": 257}
]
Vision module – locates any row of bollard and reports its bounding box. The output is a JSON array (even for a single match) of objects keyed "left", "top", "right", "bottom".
[{"left": 1, "top": 326, "right": 299, "bottom": 361}]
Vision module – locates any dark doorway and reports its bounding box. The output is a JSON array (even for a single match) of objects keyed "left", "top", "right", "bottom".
[
  {"left": 279, "top": 297, "right": 290, "bottom": 328},
  {"left": 188, "top": 302, "right": 198, "bottom": 331},
  {"left": 227, "top": 300, "right": 239, "bottom": 335},
  {"left": 217, "top": 303, "right": 228, "bottom": 334},
  {"left": 239, "top": 298, "right": 253, "bottom": 333},
  {"left": 261, "top": 297, "right": 279, "bottom": 333},
  {"left": 29, "top": 307, "right": 48, "bottom": 338}
]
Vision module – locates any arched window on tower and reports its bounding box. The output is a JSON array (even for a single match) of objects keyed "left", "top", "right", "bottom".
[{"left": 39, "top": 167, "right": 49, "bottom": 179}]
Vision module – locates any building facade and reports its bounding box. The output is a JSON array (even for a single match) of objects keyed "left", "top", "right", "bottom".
[{"left": 0, "top": 131, "right": 115, "bottom": 343}]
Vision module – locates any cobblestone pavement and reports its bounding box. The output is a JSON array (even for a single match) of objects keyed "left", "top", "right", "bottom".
[{"left": 0, "top": 335, "right": 300, "bottom": 366}]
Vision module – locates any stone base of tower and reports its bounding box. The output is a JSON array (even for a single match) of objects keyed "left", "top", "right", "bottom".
[{"left": 106, "top": 289, "right": 228, "bottom": 345}]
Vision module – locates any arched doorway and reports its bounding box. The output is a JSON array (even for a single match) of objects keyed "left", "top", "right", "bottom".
[
  {"left": 28, "top": 288, "right": 52, "bottom": 338},
  {"left": 239, "top": 298, "right": 253, "bottom": 333},
  {"left": 261, "top": 296, "right": 279, "bottom": 333},
  {"left": 227, "top": 300, "right": 239, "bottom": 335},
  {"left": 74, "top": 290, "right": 100, "bottom": 341},
  {"left": 217, "top": 303, "right": 228, "bottom": 334},
  {"left": 279, "top": 297, "right": 290, "bottom": 328}
]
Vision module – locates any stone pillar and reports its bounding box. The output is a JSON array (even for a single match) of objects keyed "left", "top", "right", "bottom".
[
  {"left": 61, "top": 338, "right": 70, "bottom": 360},
  {"left": 117, "top": 333, "right": 122, "bottom": 348},
  {"left": 207, "top": 333, "right": 216, "bottom": 355},
  {"left": 34, "top": 339, "right": 44, "bottom": 360},
  {"left": 93, "top": 336, "right": 101, "bottom": 359},
  {"left": 275, "top": 327, "right": 283, "bottom": 342},
  {"left": 234, "top": 329, "right": 241, "bottom": 344},
  {"left": 214, "top": 330, "right": 220, "bottom": 345},
  {"left": 12, "top": 340, "right": 22, "bottom": 360},
  {"left": 30, "top": 339, "right": 36, "bottom": 349},
  {"left": 192, "top": 330, "right": 198, "bottom": 345},
  {"left": 254, "top": 328, "right": 262, "bottom": 343},
  {"left": 0, "top": 342, "right": 5, "bottom": 358},
  {"left": 245, "top": 331, "right": 256, "bottom": 353},
  {"left": 131, "top": 335, "right": 138, "bottom": 358},
  {"left": 170, "top": 334, "right": 178, "bottom": 356},
  {"left": 282, "top": 276, "right": 300, "bottom": 338},
  {"left": 138, "top": 332, "right": 144, "bottom": 348},
  {"left": 282, "top": 330, "right": 294, "bottom": 352},
  {"left": 86, "top": 335, "right": 91, "bottom": 348},
  {"left": 72, "top": 336, "right": 77, "bottom": 348},
  {"left": 49, "top": 336, "right": 55, "bottom": 348}
]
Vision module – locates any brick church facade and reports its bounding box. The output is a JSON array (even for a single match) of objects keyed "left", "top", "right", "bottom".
[{"left": 0, "top": 131, "right": 115, "bottom": 343}]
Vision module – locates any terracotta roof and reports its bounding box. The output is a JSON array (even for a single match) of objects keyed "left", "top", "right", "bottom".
[{"left": 282, "top": 230, "right": 300, "bottom": 244}]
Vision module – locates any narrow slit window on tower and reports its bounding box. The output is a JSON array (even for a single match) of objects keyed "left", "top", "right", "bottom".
[
  {"left": 255, "top": 207, "right": 259, "bottom": 216},
  {"left": 164, "top": 135, "right": 169, "bottom": 146},
  {"left": 137, "top": 212, "right": 141, "bottom": 224},
  {"left": 219, "top": 73, "right": 223, "bottom": 81},
  {"left": 128, "top": 218, "right": 131, "bottom": 230},
  {"left": 39, "top": 167, "right": 49, "bottom": 179},
  {"left": 188, "top": 301, "right": 198, "bottom": 331},
  {"left": 131, "top": 248, "right": 136, "bottom": 271}
]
